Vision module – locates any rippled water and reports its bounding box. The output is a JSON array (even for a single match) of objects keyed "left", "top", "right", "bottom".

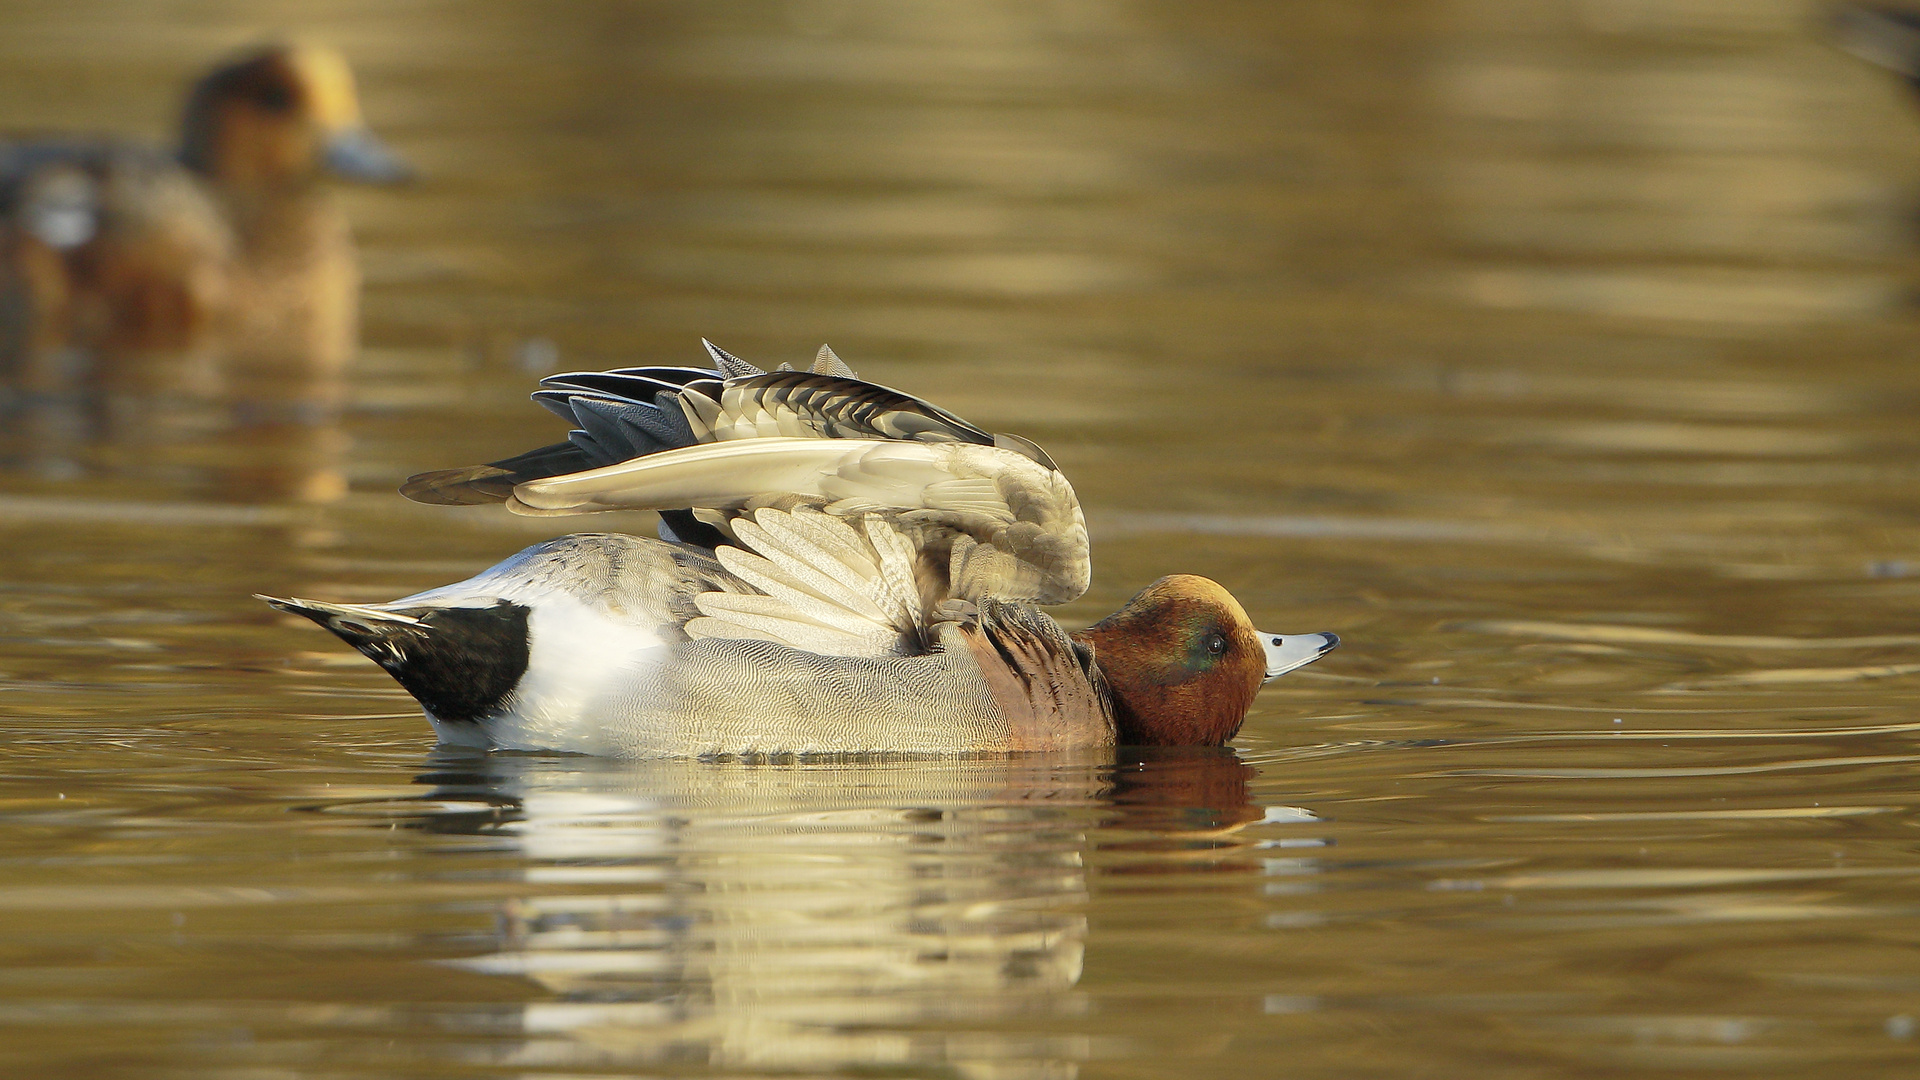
[{"left": 7, "top": 0, "right": 1920, "bottom": 1076}]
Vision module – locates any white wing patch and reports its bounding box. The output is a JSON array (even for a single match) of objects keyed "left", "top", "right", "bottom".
[
  {"left": 918, "top": 477, "right": 1012, "bottom": 520},
  {"left": 686, "top": 508, "right": 924, "bottom": 656},
  {"left": 508, "top": 437, "right": 1090, "bottom": 605}
]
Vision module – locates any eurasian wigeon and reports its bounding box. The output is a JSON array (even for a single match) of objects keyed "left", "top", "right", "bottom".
[{"left": 263, "top": 343, "right": 1338, "bottom": 756}]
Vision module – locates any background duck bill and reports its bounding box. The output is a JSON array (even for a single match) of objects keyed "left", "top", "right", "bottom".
[
  {"left": 1260, "top": 631, "right": 1338, "bottom": 680},
  {"left": 323, "top": 127, "right": 411, "bottom": 182}
]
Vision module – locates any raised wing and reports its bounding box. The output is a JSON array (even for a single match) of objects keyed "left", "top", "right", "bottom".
[
  {"left": 401, "top": 342, "right": 1057, "bottom": 506},
  {"left": 506, "top": 436, "right": 1089, "bottom": 606},
  {"left": 400, "top": 343, "right": 1089, "bottom": 641}
]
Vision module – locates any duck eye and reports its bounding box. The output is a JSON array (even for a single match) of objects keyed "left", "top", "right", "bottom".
[{"left": 1205, "top": 633, "right": 1228, "bottom": 657}]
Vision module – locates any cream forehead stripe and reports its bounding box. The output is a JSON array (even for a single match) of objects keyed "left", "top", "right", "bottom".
[{"left": 287, "top": 46, "right": 363, "bottom": 128}]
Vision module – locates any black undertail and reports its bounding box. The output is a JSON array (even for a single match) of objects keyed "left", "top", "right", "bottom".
[{"left": 266, "top": 598, "right": 531, "bottom": 723}]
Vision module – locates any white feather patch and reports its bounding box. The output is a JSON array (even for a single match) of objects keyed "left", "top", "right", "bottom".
[
  {"left": 864, "top": 513, "right": 923, "bottom": 625},
  {"left": 684, "top": 507, "right": 924, "bottom": 656},
  {"left": 749, "top": 513, "right": 883, "bottom": 603},
  {"left": 712, "top": 541, "right": 883, "bottom": 628},
  {"left": 922, "top": 477, "right": 1014, "bottom": 521}
]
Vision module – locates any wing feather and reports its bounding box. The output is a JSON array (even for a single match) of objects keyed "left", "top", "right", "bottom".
[
  {"left": 507, "top": 437, "right": 1088, "bottom": 604},
  {"left": 684, "top": 508, "right": 923, "bottom": 656},
  {"left": 684, "top": 612, "right": 880, "bottom": 654},
  {"left": 398, "top": 346, "right": 1088, "bottom": 637},
  {"left": 403, "top": 345, "right": 1057, "bottom": 513},
  {"left": 864, "top": 512, "right": 926, "bottom": 622},
  {"left": 679, "top": 386, "right": 724, "bottom": 442},
  {"left": 693, "top": 591, "right": 865, "bottom": 636},
  {"left": 719, "top": 519, "right": 891, "bottom": 623},
  {"left": 812, "top": 344, "right": 857, "bottom": 378},
  {"left": 751, "top": 512, "right": 882, "bottom": 595},
  {"left": 700, "top": 371, "right": 1004, "bottom": 451}
]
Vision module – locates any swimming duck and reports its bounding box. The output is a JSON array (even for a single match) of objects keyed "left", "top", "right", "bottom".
[
  {"left": 262, "top": 343, "right": 1338, "bottom": 756},
  {"left": 0, "top": 44, "right": 408, "bottom": 378}
]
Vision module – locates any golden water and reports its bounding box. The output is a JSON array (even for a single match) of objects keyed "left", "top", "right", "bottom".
[{"left": 6, "top": 1, "right": 1920, "bottom": 1076}]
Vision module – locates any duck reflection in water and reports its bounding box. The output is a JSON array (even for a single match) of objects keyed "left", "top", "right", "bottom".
[
  {"left": 0, "top": 44, "right": 408, "bottom": 501},
  {"left": 377, "top": 747, "right": 1280, "bottom": 1076}
]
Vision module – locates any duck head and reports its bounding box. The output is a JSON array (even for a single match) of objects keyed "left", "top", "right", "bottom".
[
  {"left": 1075, "top": 575, "right": 1337, "bottom": 747},
  {"left": 179, "top": 44, "right": 411, "bottom": 191}
]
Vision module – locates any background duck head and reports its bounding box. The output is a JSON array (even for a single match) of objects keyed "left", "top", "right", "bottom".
[
  {"left": 179, "top": 44, "right": 410, "bottom": 196},
  {"left": 169, "top": 44, "right": 410, "bottom": 387},
  {"left": 1077, "top": 575, "right": 1336, "bottom": 747}
]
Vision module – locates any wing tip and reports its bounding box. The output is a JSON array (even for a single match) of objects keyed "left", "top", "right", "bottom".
[
  {"left": 400, "top": 466, "right": 517, "bottom": 506},
  {"left": 812, "top": 344, "right": 858, "bottom": 378},
  {"left": 702, "top": 338, "right": 766, "bottom": 380}
]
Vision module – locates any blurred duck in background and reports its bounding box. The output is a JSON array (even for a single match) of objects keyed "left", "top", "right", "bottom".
[
  {"left": 1831, "top": 6, "right": 1920, "bottom": 97},
  {"left": 0, "top": 43, "right": 407, "bottom": 501},
  {"left": 0, "top": 43, "right": 408, "bottom": 398}
]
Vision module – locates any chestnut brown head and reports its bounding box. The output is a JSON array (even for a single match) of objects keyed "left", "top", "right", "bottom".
[
  {"left": 179, "top": 45, "right": 409, "bottom": 191},
  {"left": 1076, "top": 575, "right": 1336, "bottom": 747}
]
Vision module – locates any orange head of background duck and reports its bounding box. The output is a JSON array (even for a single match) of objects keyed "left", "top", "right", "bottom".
[{"left": 179, "top": 44, "right": 410, "bottom": 193}]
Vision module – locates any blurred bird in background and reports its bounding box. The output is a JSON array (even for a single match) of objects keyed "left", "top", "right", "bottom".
[
  {"left": 0, "top": 43, "right": 408, "bottom": 390},
  {"left": 0, "top": 44, "right": 408, "bottom": 498}
]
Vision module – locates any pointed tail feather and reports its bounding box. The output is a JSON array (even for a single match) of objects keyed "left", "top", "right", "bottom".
[
  {"left": 257, "top": 594, "right": 429, "bottom": 665},
  {"left": 257, "top": 594, "right": 530, "bottom": 723},
  {"left": 258, "top": 594, "right": 425, "bottom": 630}
]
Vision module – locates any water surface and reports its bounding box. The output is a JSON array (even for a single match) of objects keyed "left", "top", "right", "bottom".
[{"left": 6, "top": 1, "right": 1920, "bottom": 1076}]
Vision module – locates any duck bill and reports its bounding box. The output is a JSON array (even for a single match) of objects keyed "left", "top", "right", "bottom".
[
  {"left": 323, "top": 127, "right": 413, "bottom": 183},
  {"left": 1259, "top": 631, "right": 1338, "bottom": 680}
]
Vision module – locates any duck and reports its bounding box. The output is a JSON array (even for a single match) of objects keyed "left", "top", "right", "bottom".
[
  {"left": 0, "top": 43, "right": 408, "bottom": 385},
  {"left": 261, "top": 342, "right": 1338, "bottom": 757}
]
